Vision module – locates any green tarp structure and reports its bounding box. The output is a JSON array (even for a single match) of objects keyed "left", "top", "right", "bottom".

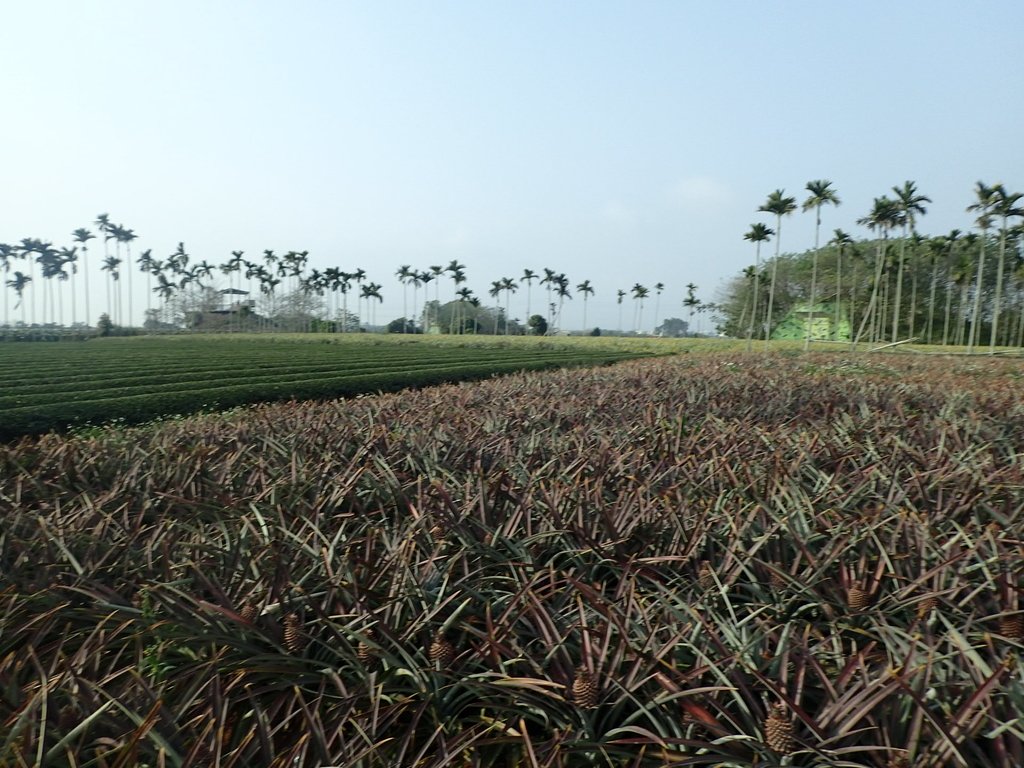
[{"left": 771, "top": 302, "right": 851, "bottom": 342}]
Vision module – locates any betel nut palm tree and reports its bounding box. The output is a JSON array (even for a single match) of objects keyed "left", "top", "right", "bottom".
[
  {"left": 829, "top": 229, "right": 854, "bottom": 341},
  {"left": 631, "top": 283, "right": 648, "bottom": 333},
  {"left": 576, "top": 279, "right": 594, "bottom": 332},
  {"left": 6, "top": 271, "right": 31, "bottom": 326},
  {"left": 500, "top": 277, "right": 517, "bottom": 334},
  {"left": 396, "top": 265, "right": 413, "bottom": 331},
  {"left": 0, "top": 243, "right": 15, "bottom": 329},
  {"left": 802, "top": 180, "right": 841, "bottom": 350},
  {"left": 743, "top": 222, "right": 773, "bottom": 352},
  {"left": 854, "top": 196, "right": 904, "bottom": 348},
  {"left": 652, "top": 282, "right": 665, "bottom": 333},
  {"left": 891, "top": 181, "right": 930, "bottom": 343},
  {"left": 990, "top": 184, "right": 1024, "bottom": 351},
  {"left": 966, "top": 181, "right": 1000, "bottom": 353},
  {"left": 520, "top": 268, "right": 537, "bottom": 321},
  {"left": 683, "top": 282, "right": 699, "bottom": 336},
  {"left": 71, "top": 228, "right": 95, "bottom": 327},
  {"left": 758, "top": 189, "right": 797, "bottom": 350}
]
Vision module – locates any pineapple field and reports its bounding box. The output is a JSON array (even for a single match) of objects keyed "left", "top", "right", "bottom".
[{"left": 2, "top": 351, "right": 1024, "bottom": 767}]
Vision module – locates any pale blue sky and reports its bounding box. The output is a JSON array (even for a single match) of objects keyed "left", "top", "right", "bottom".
[{"left": 2, "top": 1, "right": 1021, "bottom": 330}]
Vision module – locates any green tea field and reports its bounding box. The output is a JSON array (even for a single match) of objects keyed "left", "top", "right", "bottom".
[{"left": 0, "top": 336, "right": 651, "bottom": 439}]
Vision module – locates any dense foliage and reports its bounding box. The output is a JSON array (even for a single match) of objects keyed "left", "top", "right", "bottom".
[
  {"left": 2, "top": 353, "right": 1023, "bottom": 766},
  {"left": 720, "top": 233, "right": 1024, "bottom": 346}
]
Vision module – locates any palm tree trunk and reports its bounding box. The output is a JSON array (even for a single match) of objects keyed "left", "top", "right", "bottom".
[
  {"left": 83, "top": 250, "right": 91, "bottom": 328},
  {"left": 956, "top": 275, "right": 970, "bottom": 346},
  {"left": 942, "top": 282, "right": 953, "bottom": 346},
  {"left": 848, "top": 257, "right": 858, "bottom": 348},
  {"left": 991, "top": 222, "right": 1008, "bottom": 353},
  {"left": 834, "top": 245, "right": 842, "bottom": 341},
  {"left": 926, "top": 254, "right": 939, "bottom": 344},
  {"left": 908, "top": 256, "right": 919, "bottom": 340},
  {"left": 1015, "top": 295, "right": 1024, "bottom": 349},
  {"left": 764, "top": 216, "right": 783, "bottom": 351},
  {"left": 853, "top": 240, "right": 886, "bottom": 350},
  {"left": 891, "top": 229, "right": 907, "bottom": 341},
  {"left": 127, "top": 247, "right": 133, "bottom": 328},
  {"left": 69, "top": 269, "right": 76, "bottom": 331},
  {"left": 747, "top": 245, "right": 762, "bottom": 353},
  {"left": 968, "top": 237, "right": 987, "bottom": 353},
  {"left": 805, "top": 207, "right": 822, "bottom": 352}
]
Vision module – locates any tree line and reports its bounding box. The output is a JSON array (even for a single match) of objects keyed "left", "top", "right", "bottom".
[
  {"left": 723, "top": 181, "right": 1023, "bottom": 352},
  {"left": 1, "top": 217, "right": 710, "bottom": 337}
]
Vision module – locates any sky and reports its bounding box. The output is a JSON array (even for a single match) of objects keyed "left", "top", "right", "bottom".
[{"left": 2, "top": 1, "right": 1022, "bottom": 331}]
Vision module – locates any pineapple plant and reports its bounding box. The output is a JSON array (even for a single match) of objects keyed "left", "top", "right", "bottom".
[
  {"left": 239, "top": 603, "right": 259, "bottom": 624},
  {"left": 572, "top": 666, "right": 599, "bottom": 709},
  {"left": 429, "top": 632, "right": 456, "bottom": 668},
  {"left": 357, "top": 628, "right": 377, "bottom": 665},
  {"left": 998, "top": 613, "right": 1024, "bottom": 641},
  {"left": 283, "top": 613, "right": 304, "bottom": 654},
  {"left": 847, "top": 584, "right": 870, "bottom": 611},
  {"left": 764, "top": 703, "right": 794, "bottom": 754}
]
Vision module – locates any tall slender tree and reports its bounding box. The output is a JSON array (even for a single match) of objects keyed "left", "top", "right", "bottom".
[
  {"left": 361, "top": 282, "right": 383, "bottom": 328},
  {"left": 500, "top": 277, "right": 517, "bottom": 334},
  {"left": 683, "top": 283, "right": 699, "bottom": 336},
  {"left": 801, "top": 180, "right": 841, "bottom": 350},
  {"left": 410, "top": 270, "right": 423, "bottom": 332},
  {"left": 966, "top": 182, "right": 1000, "bottom": 353},
  {"left": 418, "top": 270, "right": 434, "bottom": 331},
  {"left": 576, "top": 279, "right": 594, "bottom": 332},
  {"left": 631, "top": 283, "right": 648, "bottom": 333},
  {"left": 829, "top": 229, "right": 854, "bottom": 340},
  {"left": 395, "top": 265, "right": 412, "bottom": 331},
  {"left": 6, "top": 271, "right": 31, "bottom": 326},
  {"left": 990, "top": 185, "right": 1024, "bottom": 350},
  {"left": 337, "top": 271, "right": 353, "bottom": 332},
  {"left": 758, "top": 190, "right": 797, "bottom": 350},
  {"left": 35, "top": 243, "right": 62, "bottom": 326},
  {"left": 616, "top": 289, "right": 626, "bottom": 333},
  {"left": 94, "top": 215, "right": 111, "bottom": 324},
  {"left": 446, "top": 261, "right": 466, "bottom": 333},
  {"left": 554, "top": 274, "right": 571, "bottom": 331},
  {"left": 922, "top": 237, "right": 944, "bottom": 343},
  {"left": 101, "top": 255, "right": 120, "bottom": 324},
  {"left": 117, "top": 226, "right": 138, "bottom": 327},
  {"left": 890, "top": 181, "right": 931, "bottom": 342},
  {"left": 652, "top": 282, "right": 665, "bottom": 333},
  {"left": 71, "top": 229, "right": 95, "bottom": 328},
  {"left": 540, "top": 269, "right": 557, "bottom": 329},
  {"left": 521, "top": 269, "right": 537, "bottom": 321},
  {"left": 941, "top": 230, "right": 961, "bottom": 346},
  {"left": 18, "top": 239, "right": 40, "bottom": 326},
  {"left": 743, "top": 223, "right": 774, "bottom": 351},
  {"left": 57, "top": 247, "right": 77, "bottom": 328},
  {"left": 0, "top": 243, "right": 15, "bottom": 329},
  {"left": 854, "top": 196, "right": 903, "bottom": 347}
]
